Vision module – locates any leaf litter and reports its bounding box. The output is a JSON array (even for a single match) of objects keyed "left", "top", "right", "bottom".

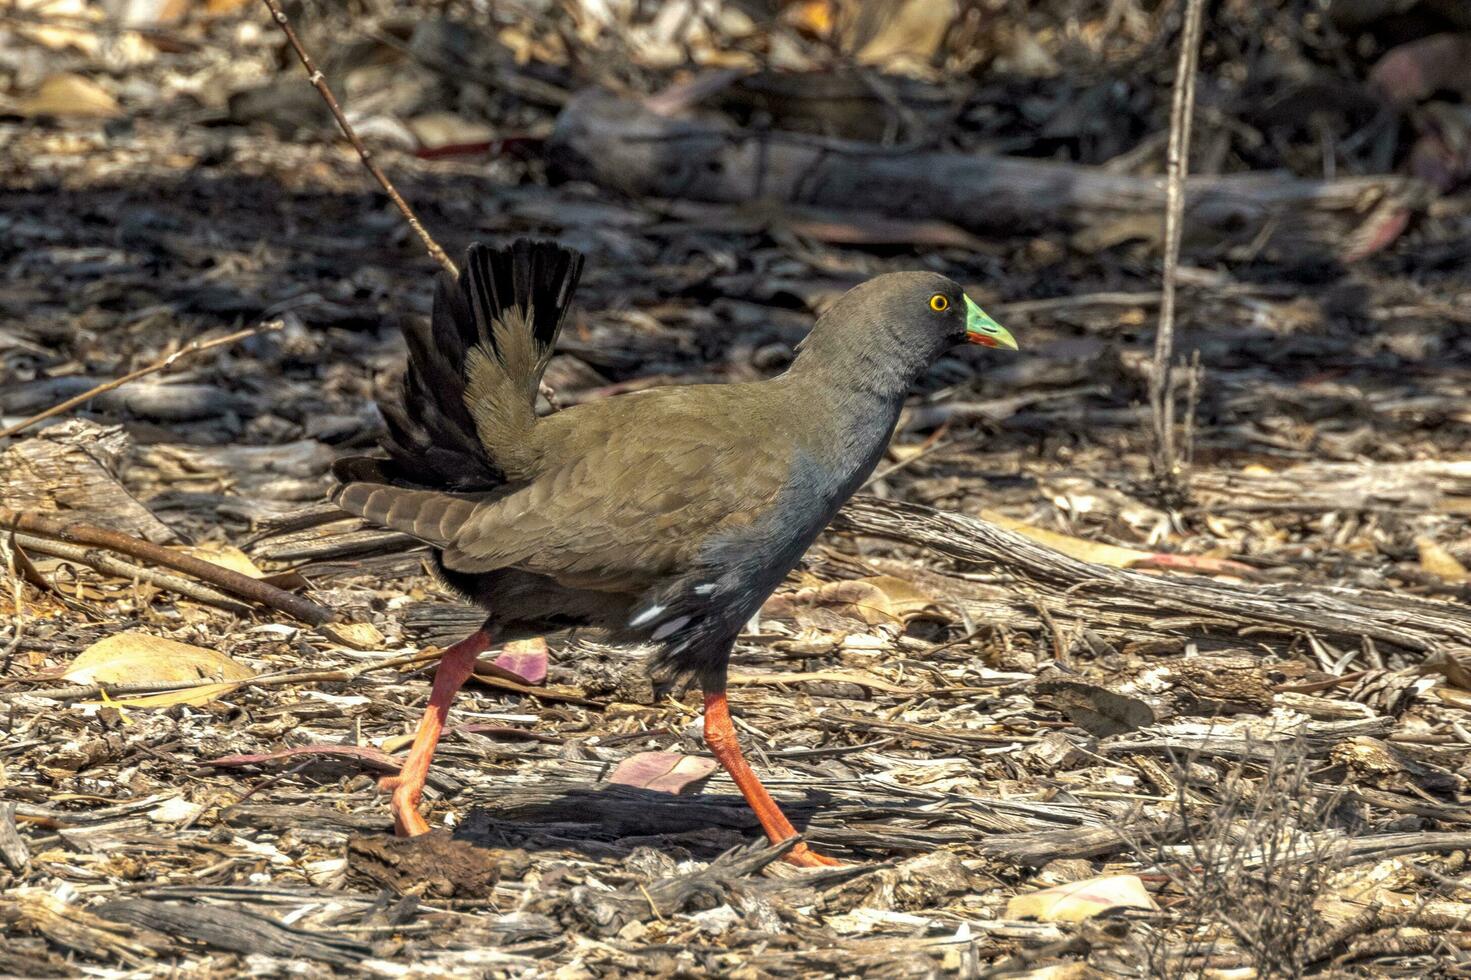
[{"left": 2, "top": 0, "right": 1471, "bottom": 976}]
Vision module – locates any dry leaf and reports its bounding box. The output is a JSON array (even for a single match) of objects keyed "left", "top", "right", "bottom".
[
  {"left": 17, "top": 73, "right": 122, "bottom": 119},
  {"left": 177, "top": 543, "right": 264, "bottom": 577},
  {"left": 205, "top": 743, "right": 402, "bottom": 772},
  {"left": 607, "top": 752, "right": 717, "bottom": 794},
  {"left": 65, "top": 632, "right": 254, "bottom": 686},
  {"left": 1415, "top": 536, "right": 1469, "bottom": 582},
  {"left": 1033, "top": 678, "right": 1156, "bottom": 737},
  {"left": 730, "top": 669, "right": 912, "bottom": 693},
  {"left": 321, "top": 622, "right": 386, "bottom": 650},
  {"left": 767, "top": 575, "right": 946, "bottom": 626},
  {"left": 106, "top": 682, "right": 242, "bottom": 708},
  {"left": 477, "top": 636, "right": 549, "bottom": 685},
  {"left": 983, "top": 510, "right": 1252, "bottom": 576},
  {"left": 982, "top": 510, "right": 1152, "bottom": 567},
  {"left": 1006, "top": 874, "right": 1157, "bottom": 922}
]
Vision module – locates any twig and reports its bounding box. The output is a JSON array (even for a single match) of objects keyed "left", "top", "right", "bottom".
[
  {"left": 1148, "top": 0, "right": 1206, "bottom": 494},
  {"left": 0, "top": 511, "right": 333, "bottom": 625},
  {"left": 13, "top": 533, "right": 253, "bottom": 616},
  {"left": 256, "top": 0, "right": 456, "bottom": 276},
  {"left": 0, "top": 323, "right": 280, "bottom": 441},
  {"left": 0, "top": 646, "right": 444, "bottom": 701}
]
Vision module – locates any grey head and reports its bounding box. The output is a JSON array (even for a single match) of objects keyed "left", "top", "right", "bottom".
[{"left": 789, "top": 271, "right": 1017, "bottom": 397}]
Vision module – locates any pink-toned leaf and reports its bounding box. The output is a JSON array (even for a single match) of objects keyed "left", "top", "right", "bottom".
[
  {"left": 607, "top": 752, "right": 718, "bottom": 795},
  {"left": 1342, "top": 205, "right": 1412, "bottom": 263},
  {"left": 1128, "top": 553, "right": 1256, "bottom": 577},
  {"left": 204, "top": 744, "right": 402, "bottom": 773},
  {"left": 1369, "top": 33, "right": 1471, "bottom": 106},
  {"left": 476, "top": 636, "right": 548, "bottom": 685}
]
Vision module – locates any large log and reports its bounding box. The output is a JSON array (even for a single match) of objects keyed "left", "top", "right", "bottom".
[{"left": 547, "top": 90, "right": 1430, "bottom": 261}]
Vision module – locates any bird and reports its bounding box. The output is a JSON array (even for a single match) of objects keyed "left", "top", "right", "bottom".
[{"left": 332, "top": 238, "right": 1017, "bottom": 867}]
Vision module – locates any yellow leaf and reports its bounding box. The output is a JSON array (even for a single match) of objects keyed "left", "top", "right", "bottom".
[
  {"left": 1434, "top": 687, "right": 1471, "bottom": 711},
  {"left": 320, "top": 622, "right": 386, "bottom": 650},
  {"left": 102, "top": 682, "right": 243, "bottom": 709},
  {"left": 853, "top": 0, "right": 956, "bottom": 71},
  {"left": 17, "top": 73, "right": 121, "bottom": 119},
  {"left": 782, "top": 0, "right": 836, "bottom": 35},
  {"left": 64, "top": 632, "right": 254, "bottom": 686},
  {"left": 177, "top": 543, "right": 264, "bottom": 578},
  {"left": 1416, "top": 536, "right": 1469, "bottom": 583},
  {"left": 1006, "top": 874, "right": 1157, "bottom": 923},
  {"left": 981, "top": 510, "right": 1152, "bottom": 568}
]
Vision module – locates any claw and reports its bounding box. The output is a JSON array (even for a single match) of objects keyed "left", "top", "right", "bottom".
[{"left": 785, "top": 841, "right": 842, "bottom": 868}]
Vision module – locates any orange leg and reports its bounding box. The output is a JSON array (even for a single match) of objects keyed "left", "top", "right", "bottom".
[
  {"left": 703, "top": 690, "right": 841, "bottom": 868},
  {"left": 379, "top": 630, "right": 493, "bottom": 836}
]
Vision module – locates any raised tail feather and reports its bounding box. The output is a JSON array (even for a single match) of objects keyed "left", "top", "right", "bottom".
[{"left": 331, "top": 238, "right": 584, "bottom": 541}]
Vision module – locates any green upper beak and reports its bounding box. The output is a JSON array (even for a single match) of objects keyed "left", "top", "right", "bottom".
[{"left": 964, "top": 295, "right": 1018, "bottom": 350}]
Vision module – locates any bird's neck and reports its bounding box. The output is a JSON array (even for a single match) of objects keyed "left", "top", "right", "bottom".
[
  {"left": 779, "top": 345, "right": 911, "bottom": 490},
  {"left": 785, "top": 326, "right": 929, "bottom": 404}
]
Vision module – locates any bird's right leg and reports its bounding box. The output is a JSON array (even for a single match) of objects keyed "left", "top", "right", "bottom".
[
  {"left": 379, "top": 628, "right": 494, "bottom": 836},
  {"left": 701, "top": 686, "right": 841, "bottom": 867}
]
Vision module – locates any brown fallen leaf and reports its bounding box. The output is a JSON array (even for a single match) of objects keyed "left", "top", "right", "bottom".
[
  {"left": 765, "top": 575, "right": 947, "bottom": 626},
  {"left": 204, "top": 743, "right": 402, "bottom": 773},
  {"left": 730, "top": 669, "right": 913, "bottom": 694},
  {"left": 1006, "top": 874, "right": 1157, "bottom": 922},
  {"left": 1033, "top": 677, "right": 1156, "bottom": 738}
]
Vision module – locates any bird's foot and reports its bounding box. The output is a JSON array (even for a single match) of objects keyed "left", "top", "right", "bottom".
[
  {"left": 378, "top": 774, "right": 430, "bottom": 837},
  {"left": 785, "top": 841, "right": 842, "bottom": 868}
]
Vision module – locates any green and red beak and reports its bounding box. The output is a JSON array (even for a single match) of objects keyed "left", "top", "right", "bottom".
[{"left": 965, "top": 296, "right": 1018, "bottom": 350}]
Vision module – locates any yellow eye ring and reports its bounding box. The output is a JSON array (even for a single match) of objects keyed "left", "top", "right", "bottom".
[{"left": 929, "top": 294, "right": 949, "bottom": 312}]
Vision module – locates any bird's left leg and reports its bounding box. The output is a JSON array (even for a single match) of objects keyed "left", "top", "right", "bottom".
[
  {"left": 379, "top": 628, "right": 493, "bottom": 836},
  {"left": 701, "top": 685, "right": 841, "bottom": 868}
]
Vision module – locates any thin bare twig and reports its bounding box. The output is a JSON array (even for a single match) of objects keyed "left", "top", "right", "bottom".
[
  {"left": 256, "top": 0, "right": 456, "bottom": 276},
  {"left": 0, "top": 511, "right": 334, "bottom": 625},
  {"left": 0, "top": 322, "right": 281, "bottom": 441},
  {"left": 1149, "top": 0, "right": 1206, "bottom": 493},
  {"left": 12, "top": 532, "right": 253, "bottom": 617}
]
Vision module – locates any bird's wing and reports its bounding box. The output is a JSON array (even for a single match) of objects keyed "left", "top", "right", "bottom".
[{"left": 440, "top": 385, "right": 796, "bottom": 592}]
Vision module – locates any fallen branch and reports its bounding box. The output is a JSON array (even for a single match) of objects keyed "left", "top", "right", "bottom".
[
  {"left": 12, "top": 533, "right": 252, "bottom": 616},
  {"left": 549, "top": 91, "right": 1432, "bottom": 262},
  {"left": 833, "top": 495, "right": 1471, "bottom": 656},
  {"left": 0, "top": 511, "right": 333, "bottom": 625}
]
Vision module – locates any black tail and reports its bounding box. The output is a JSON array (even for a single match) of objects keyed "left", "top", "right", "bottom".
[{"left": 347, "top": 239, "right": 584, "bottom": 494}]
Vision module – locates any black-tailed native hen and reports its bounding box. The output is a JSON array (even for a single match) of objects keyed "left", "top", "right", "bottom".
[{"left": 333, "top": 239, "right": 1017, "bottom": 867}]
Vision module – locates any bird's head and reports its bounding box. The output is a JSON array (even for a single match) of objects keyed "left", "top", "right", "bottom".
[{"left": 797, "top": 271, "right": 1017, "bottom": 385}]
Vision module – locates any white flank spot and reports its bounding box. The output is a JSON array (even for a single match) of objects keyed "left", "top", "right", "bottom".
[
  {"left": 629, "top": 604, "right": 665, "bottom": 628},
  {"left": 651, "top": 616, "right": 691, "bottom": 641},
  {"left": 692, "top": 584, "right": 716, "bottom": 595}
]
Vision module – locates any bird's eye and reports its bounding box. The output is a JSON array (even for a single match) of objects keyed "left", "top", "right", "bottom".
[{"left": 929, "top": 294, "right": 949, "bottom": 312}]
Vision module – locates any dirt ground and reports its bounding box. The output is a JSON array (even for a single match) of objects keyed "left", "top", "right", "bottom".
[{"left": 4, "top": 1, "right": 1471, "bottom": 976}]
